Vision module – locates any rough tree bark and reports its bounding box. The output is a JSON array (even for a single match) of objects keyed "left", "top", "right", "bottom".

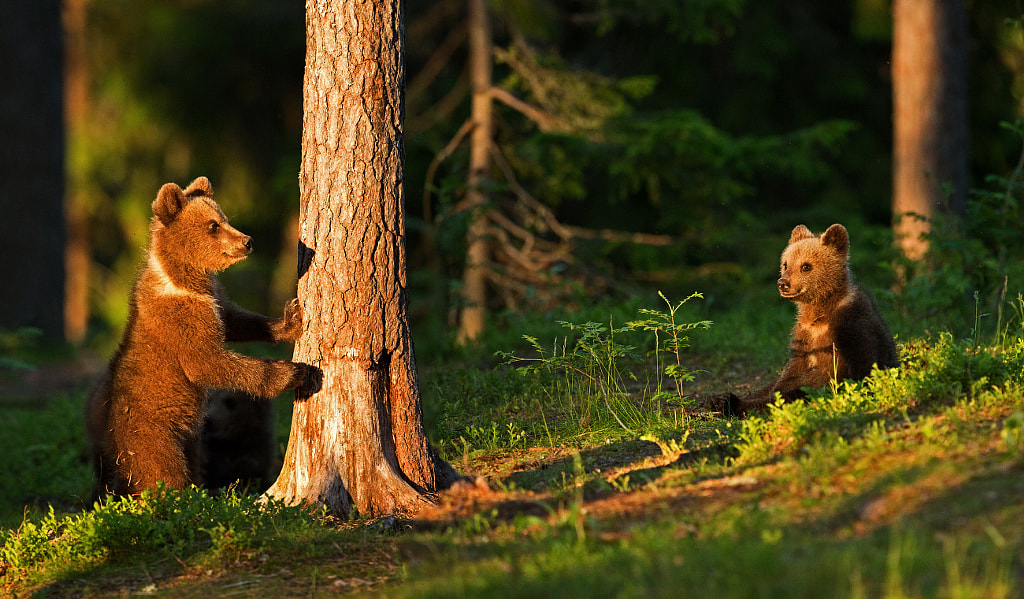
[
  {"left": 264, "top": 0, "right": 457, "bottom": 517},
  {"left": 892, "top": 0, "right": 968, "bottom": 261},
  {"left": 456, "top": 0, "right": 494, "bottom": 345}
]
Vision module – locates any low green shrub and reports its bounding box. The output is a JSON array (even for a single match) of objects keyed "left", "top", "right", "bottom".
[
  {"left": 732, "top": 333, "right": 1024, "bottom": 467},
  {"left": 497, "top": 292, "right": 711, "bottom": 438},
  {"left": 1, "top": 485, "right": 326, "bottom": 574}
]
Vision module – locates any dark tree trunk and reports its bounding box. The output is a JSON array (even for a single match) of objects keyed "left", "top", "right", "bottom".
[
  {"left": 0, "top": 0, "right": 66, "bottom": 341},
  {"left": 265, "top": 0, "right": 457, "bottom": 518}
]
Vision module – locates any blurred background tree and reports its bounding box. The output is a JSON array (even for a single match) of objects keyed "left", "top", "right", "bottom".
[
  {"left": 0, "top": 0, "right": 66, "bottom": 342},
  {"left": 16, "top": 0, "right": 1024, "bottom": 357},
  {"left": 892, "top": 0, "right": 968, "bottom": 263}
]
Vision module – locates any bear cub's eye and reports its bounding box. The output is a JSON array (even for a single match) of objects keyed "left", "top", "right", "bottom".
[
  {"left": 208, "top": 221, "right": 220, "bottom": 235},
  {"left": 801, "top": 263, "right": 812, "bottom": 272}
]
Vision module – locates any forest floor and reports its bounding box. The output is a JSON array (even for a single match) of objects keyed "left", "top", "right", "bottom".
[{"left": 3, "top": 331, "right": 1024, "bottom": 597}]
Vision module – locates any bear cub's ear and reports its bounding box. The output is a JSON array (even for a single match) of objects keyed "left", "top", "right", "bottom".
[
  {"left": 183, "top": 176, "right": 213, "bottom": 198},
  {"left": 820, "top": 223, "right": 849, "bottom": 258},
  {"left": 789, "top": 225, "right": 815, "bottom": 245},
  {"left": 152, "top": 183, "right": 187, "bottom": 226}
]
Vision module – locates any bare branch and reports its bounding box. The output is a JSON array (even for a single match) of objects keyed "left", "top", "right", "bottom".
[
  {"left": 488, "top": 141, "right": 675, "bottom": 247},
  {"left": 406, "top": 0, "right": 463, "bottom": 40},
  {"left": 489, "top": 87, "right": 565, "bottom": 133},
  {"left": 563, "top": 225, "right": 674, "bottom": 247},
  {"left": 496, "top": 45, "right": 553, "bottom": 115},
  {"left": 408, "top": 24, "right": 467, "bottom": 109},
  {"left": 487, "top": 141, "right": 573, "bottom": 239},
  {"left": 422, "top": 119, "right": 475, "bottom": 223},
  {"left": 409, "top": 76, "right": 468, "bottom": 134}
]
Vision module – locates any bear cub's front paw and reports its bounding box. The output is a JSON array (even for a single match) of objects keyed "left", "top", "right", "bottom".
[
  {"left": 291, "top": 362, "right": 323, "bottom": 399},
  {"left": 272, "top": 298, "right": 304, "bottom": 342}
]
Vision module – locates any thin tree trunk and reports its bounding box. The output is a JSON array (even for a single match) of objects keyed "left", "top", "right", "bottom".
[
  {"left": 892, "top": 0, "right": 968, "bottom": 261},
  {"left": 456, "top": 0, "right": 494, "bottom": 344},
  {"left": 265, "top": 0, "right": 456, "bottom": 518},
  {"left": 63, "top": 0, "right": 90, "bottom": 344}
]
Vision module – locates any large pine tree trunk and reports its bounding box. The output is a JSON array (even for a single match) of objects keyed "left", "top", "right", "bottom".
[
  {"left": 456, "top": 0, "right": 494, "bottom": 344},
  {"left": 892, "top": 0, "right": 968, "bottom": 261},
  {"left": 265, "top": 0, "right": 456, "bottom": 517}
]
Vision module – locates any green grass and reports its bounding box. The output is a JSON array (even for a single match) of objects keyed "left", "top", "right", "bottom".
[
  {"left": 4, "top": 297, "right": 1024, "bottom": 597},
  {"left": 0, "top": 394, "right": 93, "bottom": 531},
  {"left": 393, "top": 335, "right": 1024, "bottom": 598}
]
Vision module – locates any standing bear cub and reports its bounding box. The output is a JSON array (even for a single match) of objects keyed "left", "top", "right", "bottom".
[
  {"left": 724, "top": 223, "right": 898, "bottom": 416},
  {"left": 86, "top": 176, "right": 309, "bottom": 497}
]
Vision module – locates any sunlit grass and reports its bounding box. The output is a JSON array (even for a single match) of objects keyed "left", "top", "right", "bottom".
[{"left": 4, "top": 302, "right": 1024, "bottom": 597}]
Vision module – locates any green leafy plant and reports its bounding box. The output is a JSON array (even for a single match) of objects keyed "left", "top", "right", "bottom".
[
  {"left": 626, "top": 291, "right": 712, "bottom": 405},
  {"left": 500, "top": 319, "right": 645, "bottom": 434},
  {"left": 640, "top": 431, "right": 690, "bottom": 459},
  {"left": 456, "top": 420, "right": 530, "bottom": 455},
  {"left": 1002, "top": 411, "right": 1024, "bottom": 457},
  {"left": 498, "top": 293, "right": 711, "bottom": 436}
]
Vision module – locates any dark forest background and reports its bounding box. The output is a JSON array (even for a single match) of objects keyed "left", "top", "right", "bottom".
[{"left": 4, "top": 0, "right": 1024, "bottom": 363}]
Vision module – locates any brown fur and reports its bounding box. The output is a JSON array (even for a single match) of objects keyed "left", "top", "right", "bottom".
[
  {"left": 85, "top": 176, "right": 307, "bottom": 497},
  {"left": 726, "top": 223, "right": 898, "bottom": 416}
]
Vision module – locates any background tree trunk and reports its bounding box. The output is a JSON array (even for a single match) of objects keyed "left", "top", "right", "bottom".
[
  {"left": 892, "top": 0, "right": 968, "bottom": 261},
  {"left": 265, "top": 0, "right": 456, "bottom": 518},
  {"left": 456, "top": 0, "right": 494, "bottom": 345},
  {"left": 63, "top": 0, "right": 91, "bottom": 345},
  {"left": 0, "top": 0, "right": 66, "bottom": 341}
]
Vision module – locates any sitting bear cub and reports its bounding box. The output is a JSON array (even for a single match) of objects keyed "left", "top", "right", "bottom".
[
  {"left": 724, "top": 223, "right": 898, "bottom": 416},
  {"left": 85, "top": 176, "right": 309, "bottom": 497}
]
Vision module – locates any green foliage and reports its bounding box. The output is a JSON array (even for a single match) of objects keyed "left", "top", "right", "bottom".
[
  {"left": 0, "top": 396, "right": 92, "bottom": 530},
  {"left": 0, "top": 328, "right": 41, "bottom": 374},
  {"left": 394, "top": 505, "right": 1015, "bottom": 599},
  {"left": 424, "top": 367, "right": 541, "bottom": 462},
  {"left": 602, "top": 114, "right": 856, "bottom": 211},
  {"left": 452, "top": 421, "right": 530, "bottom": 457},
  {"left": 1, "top": 485, "right": 326, "bottom": 575},
  {"left": 896, "top": 119, "right": 1024, "bottom": 340},
  {"left": 1002, "top": 411, "right": 1024, "bottom": 457},
  {"left": 391, "top": 327, "right": 1024, "bottom": 598},
  {"left": 732, "top": 334, "right": 1024, "bottom": 467},
  {"left": 588, "top": 0, "right": 747, "bottom": 43},
  {"left": 503, "top": 319, "right": 645, "bottom": 434},
  {"left": 639, "top": 431, "right": 690, "bottom": 458},
  {"left": 626, "top": 291, "right": 713, "bottom": 403},
  {"left": 497, "top": 293, "right": 710, "bottom": 437},
  {"left": 9, "top": 301, "right": 1024, "bottom": 595}
]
